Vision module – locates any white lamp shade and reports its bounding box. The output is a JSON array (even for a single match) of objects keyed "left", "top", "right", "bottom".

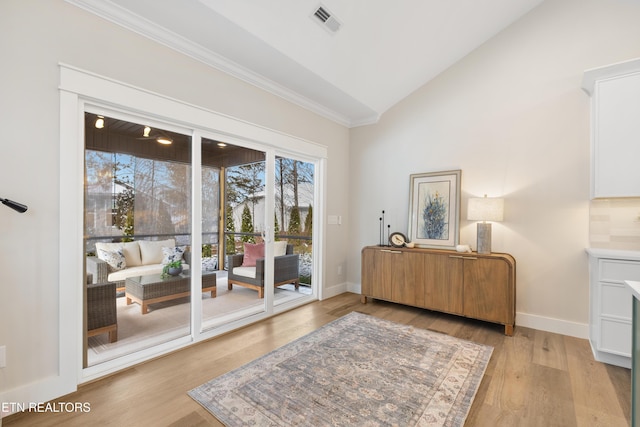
[{"left": 467, "top": 197, "right": 504, "bottom": 222}]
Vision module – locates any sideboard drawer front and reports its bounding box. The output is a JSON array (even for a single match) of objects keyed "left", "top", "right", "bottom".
[
  {"left": 600, "top": 318, "right": 632, "bottom": 356},
  {"left": 600, "top": 260, "right": 640, "bottom": 282},
  {"left": 601, "top": 282, "right": 633, "bottom": 319}
]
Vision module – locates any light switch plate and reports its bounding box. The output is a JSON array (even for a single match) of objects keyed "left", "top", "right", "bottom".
[{"left": 0, "top": 345, "right": 6, "bottom": 368}]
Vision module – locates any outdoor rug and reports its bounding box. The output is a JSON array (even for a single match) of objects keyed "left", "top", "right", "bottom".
[{"left": 188, "top": 311, "right": 493, "bottom": 426}]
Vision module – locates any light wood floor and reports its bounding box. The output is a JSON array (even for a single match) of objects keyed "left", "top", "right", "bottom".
[{"left": 4, "top": 292, "right": 631, "bottom": 426}]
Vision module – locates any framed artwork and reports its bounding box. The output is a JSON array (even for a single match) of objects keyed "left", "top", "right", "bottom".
[{"left": 408, "top": 170, "right": 461, "bottom": 249}]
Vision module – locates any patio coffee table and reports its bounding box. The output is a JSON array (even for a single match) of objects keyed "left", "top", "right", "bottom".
[{"left": 125, "top": 271, "right": 216, "bottom": 314}]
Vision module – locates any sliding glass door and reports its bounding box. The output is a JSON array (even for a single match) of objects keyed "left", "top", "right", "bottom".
[
  {"left": 60, "top": 65, "right": 327, "bottom": 384},
  {"left": 264, "top": 155, "right": 316, "bottom": 307},
  {"left": 200, "top": 137, "right": 270, "bottom": 328},
  {"left": 83, "top": 111, "right": 192, "bottom": 367}
]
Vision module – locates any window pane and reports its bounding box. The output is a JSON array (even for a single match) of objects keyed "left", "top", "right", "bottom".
[{"left": 84, "top": 112, "right": 192, "bottom": 367}]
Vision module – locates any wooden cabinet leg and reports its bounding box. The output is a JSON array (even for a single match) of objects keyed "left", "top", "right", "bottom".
[
  {"left": 505, "top": 324, "right": 514, "bottom": 336},
  {"left": 361, "top": 295, "right": 367, "bottom": 304}
]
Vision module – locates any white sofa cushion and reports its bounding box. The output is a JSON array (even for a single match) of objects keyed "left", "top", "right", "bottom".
[
  {"left": 138, "top": 239, "right": 175, "bottom": 265},
  {"left": 107, "top": 262, "right": 190, "bottom": 282},
  {"left": 232, "top": 266, "right": 256, "bottom": 279},
  {"left": 95, "top": 241, "right": 142, "bottom": 267}
]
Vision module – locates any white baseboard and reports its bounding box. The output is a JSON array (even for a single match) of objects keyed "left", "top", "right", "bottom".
[
  {"left": 515, "top": 312, "right": 589, "bottom": 339},
  {"left": 322, "top": 281, "right": 349, "bottom": 299}
]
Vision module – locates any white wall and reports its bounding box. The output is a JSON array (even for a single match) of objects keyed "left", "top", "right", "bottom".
[
  {"left": 0, "top": 0, "right": 349, "bottom": 407},
  {"left": 348, "top": 0, "right": 640, "bottom": 336}
]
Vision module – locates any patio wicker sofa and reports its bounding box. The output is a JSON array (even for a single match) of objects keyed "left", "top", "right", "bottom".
[
  {"left": 227, "top": 242, "right": 299, "bottom": 298},
  {"left": 86, "top": 238, "right": 189, "bottom": 292}
]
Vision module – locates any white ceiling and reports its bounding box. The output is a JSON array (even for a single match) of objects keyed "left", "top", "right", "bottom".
[{"left": 67, "top": 0, "right": 544, "bottom": 127}]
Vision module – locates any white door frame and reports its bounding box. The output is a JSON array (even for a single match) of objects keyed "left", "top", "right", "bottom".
[{"left": 58, "top": 64, "right": 327, "bottom": 390}]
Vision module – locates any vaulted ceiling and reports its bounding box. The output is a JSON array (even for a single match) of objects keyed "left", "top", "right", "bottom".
[{"left": 67, "top": 0, "right": 544, "bottom": 127}]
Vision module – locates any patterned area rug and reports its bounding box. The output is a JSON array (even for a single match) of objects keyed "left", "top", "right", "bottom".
[{"left": 189, "top": 312, "right": 492, "bottom": 426}]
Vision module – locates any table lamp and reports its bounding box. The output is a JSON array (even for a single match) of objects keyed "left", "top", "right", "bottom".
[{"left": 467, "top": 195, "right": 503, "bottom": 254}]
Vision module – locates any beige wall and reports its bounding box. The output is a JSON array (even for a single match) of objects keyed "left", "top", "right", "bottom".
[
  {"left": 348, "top": 0, "right": 640, "bottom": 334},
  {"left": 0, "top": 0, "right": 349, "bottom": 402}
]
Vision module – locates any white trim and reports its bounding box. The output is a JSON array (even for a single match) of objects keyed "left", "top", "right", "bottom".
[
  {"left": 316, "top": 158, "right": 327, "bottom": 301},
  {"left": 324, "top": 282, "right": 350, "bottom": 300},
  {"left": 58, "top": 64, "right": 327, "bottom": 387},
  {"left": 64, "top": 0, "right": 370, "bottom": 127},
  {"left": 59, "top": 64, "right": 327, "bottom": 158},
  {"left": 263, "top": 149, "right": 276, "bottom": 315},
  {"left": 191, "top": 130, "right": 204, "bottom": 333},
  {"left": 515, "top": 312, "right": 589, "bottom": 339},
  {"left": 582, "top": 57, "right": 640, "bottom": 95}
]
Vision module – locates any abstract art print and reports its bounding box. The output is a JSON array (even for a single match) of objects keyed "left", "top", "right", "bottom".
[{"left": 408, "top": 170, "right": 461, "bottom": 249}]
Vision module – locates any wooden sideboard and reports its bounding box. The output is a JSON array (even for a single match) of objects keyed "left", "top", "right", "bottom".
[{"left": 361, "top": 246, "right": 516, "bottom": 335}]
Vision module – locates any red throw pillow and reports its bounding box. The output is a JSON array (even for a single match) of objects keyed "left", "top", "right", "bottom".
[{"left": 242, "top": 243, "right": 265, "bottom": 267}]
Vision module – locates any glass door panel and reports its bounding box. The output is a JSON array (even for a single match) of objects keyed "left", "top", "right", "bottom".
[
  {"left": 267, "top": 156, "right": 316, "bottom": 306},
  {"left": 201, "top": 138, "right": 268, "bottom": 329},
  {"left": 83, "top": 112, "right": 192, "bottom": 367}
]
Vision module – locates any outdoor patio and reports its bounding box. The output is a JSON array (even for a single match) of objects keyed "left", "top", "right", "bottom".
[{"left": 87, "top": 271, "right": 311, "bottom": 366}]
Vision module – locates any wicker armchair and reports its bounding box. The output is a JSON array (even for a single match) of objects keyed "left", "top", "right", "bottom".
[
  {"left": 87, "top": 282, "right": 117, "bottom": 342},
  {"left": 86, "top": 256, "right": 125, "bottom": 291},
  {"left": 227, "top": 244, "right": 300, "bottom": 298}
]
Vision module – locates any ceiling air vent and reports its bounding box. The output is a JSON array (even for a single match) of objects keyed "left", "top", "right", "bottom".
[{"left": 312, "top": 5, "right": 341, "bottom": 33}]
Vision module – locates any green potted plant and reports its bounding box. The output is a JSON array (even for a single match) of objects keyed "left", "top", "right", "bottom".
[{"left": 162, "top": 260, "right": 183, "bottom": 278}]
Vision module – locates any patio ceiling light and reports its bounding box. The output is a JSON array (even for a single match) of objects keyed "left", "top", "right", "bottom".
[
  {"left": 95, "top": 116, "right": 104, "bottom": 129},
  {"left": 156, "top": 136, "right": 173, "bottom": 145},
  {"left": 143, "top": 126, "right": 151, "bottom": 137}
]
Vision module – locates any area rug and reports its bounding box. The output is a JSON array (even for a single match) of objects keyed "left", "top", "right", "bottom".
[{"left": 188, "top": 311, "right": 493, "bottom": 426}]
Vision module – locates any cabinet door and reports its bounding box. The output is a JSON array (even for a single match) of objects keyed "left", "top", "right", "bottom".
[
  {"left": 593, "top": 72, "right": 640, "bottom": 198},
  {"left": 397, "top": 251, "right": 426, "bottom": 307},
  {"left": 422, "top": 254, "right": 463, "bottom": 314},
  {"left": 463, "top": 257, "right": 512, "bottom": 324},
  {"left": 361, "top": 248, "right": 403, "bottom": 301}
]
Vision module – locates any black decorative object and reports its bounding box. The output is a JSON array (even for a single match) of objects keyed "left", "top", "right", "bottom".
[
  {"left": 1, "top": 198, "right": 28, "bottom": 213},
  {"left": 379, "top": 210, "right": 391, "bottom": 246}
]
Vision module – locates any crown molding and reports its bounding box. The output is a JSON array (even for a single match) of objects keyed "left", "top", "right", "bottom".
[{"left": 65, "top": 0, "right": 378, "bottom": 127}]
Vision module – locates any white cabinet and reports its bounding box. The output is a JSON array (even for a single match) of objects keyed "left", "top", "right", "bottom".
[
  {"left": 587, "top": 248, "right": 640, "bottom": 368},
  {"left": 582, "top": 58, "right": 640, "bottom": 199}
]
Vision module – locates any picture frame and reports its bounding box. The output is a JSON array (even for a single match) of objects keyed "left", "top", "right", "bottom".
[{"left": 408, "top": 170, "right": 461, "bottom": 249}]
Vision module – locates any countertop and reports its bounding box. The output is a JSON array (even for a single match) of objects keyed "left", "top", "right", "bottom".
[{"left": 586, "top": 247, "right": 640, "bottom": 261}]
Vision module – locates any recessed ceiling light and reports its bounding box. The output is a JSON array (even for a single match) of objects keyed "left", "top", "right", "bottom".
[
  {"left": 156, "top": 136, "right": 173, "bottom": 145},
  {"left": 217, "top": 142, "right": 227, "bottom": 147},
  {"left": 95, "top": 116, "right": 105, "bottom": 129}
]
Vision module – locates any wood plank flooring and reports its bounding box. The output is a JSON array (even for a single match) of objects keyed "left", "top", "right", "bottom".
[{"left": 3, "top": 293, "right": 631, "bottom": 426}]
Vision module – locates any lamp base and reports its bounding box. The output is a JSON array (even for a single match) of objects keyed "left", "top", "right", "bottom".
[{"left": 477, "top": 222, "right": 492, "bottom": 254}]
